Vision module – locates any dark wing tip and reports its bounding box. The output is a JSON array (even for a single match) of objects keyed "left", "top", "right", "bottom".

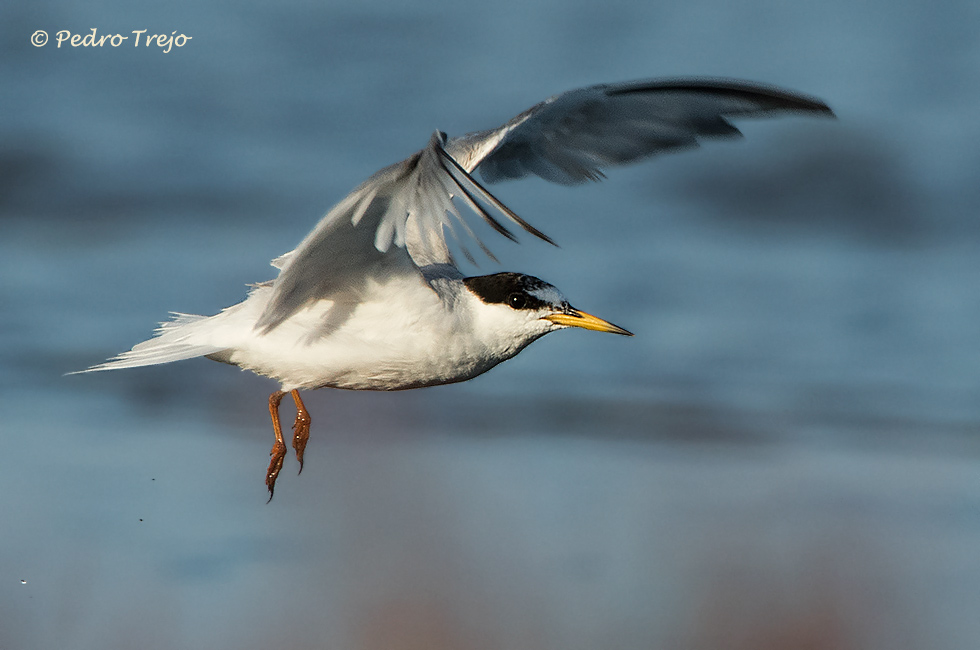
[
  {"left": 605, "top": 77, "right": 835, "bottom": 118},
  {"left": 434, "top": 138, "right": 559, "bottom": 248}
]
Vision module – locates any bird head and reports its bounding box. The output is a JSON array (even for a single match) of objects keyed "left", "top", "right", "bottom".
[{"left": 462, "top": 272, "right": 633, "bottom": 346}]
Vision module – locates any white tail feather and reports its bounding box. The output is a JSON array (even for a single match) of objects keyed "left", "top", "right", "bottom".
[{"left": 72, "top": 313, "right": 227, "bottom": 373}]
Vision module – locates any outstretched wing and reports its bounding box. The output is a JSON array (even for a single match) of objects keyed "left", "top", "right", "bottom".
[
  {"left": 446, "top": 78, "right": 833, "bottom": 184},
  {"left": 257, "top": 78, "right": 832, "bottom": 332}
]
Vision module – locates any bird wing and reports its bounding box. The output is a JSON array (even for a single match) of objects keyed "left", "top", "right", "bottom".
[
  {"left": 255, "top": 132, "right": 544, "bottom": 332},
  {"left": 257, "top": 79, "right": 832, "bottom": 332},
  {"left": 446, "top": 78, "right": 833, "bottom": 184}
]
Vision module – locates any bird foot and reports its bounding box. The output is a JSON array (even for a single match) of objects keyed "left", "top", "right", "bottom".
[
  {"left": 292, "top": 398, "right": 312, "bottom": 473},
  {"left": 265, "top": 437, "right": 287, "bottom": 501},
  {"left": 265, "top": 389, "right": 313, "bottom": 499},
  {"left": 266, "top": 390, "right": 287, "bottom": 501}
]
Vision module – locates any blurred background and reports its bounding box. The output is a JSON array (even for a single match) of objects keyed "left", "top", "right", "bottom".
[{"left": 3, "top": 0, "right": 980, "bottom": 648}]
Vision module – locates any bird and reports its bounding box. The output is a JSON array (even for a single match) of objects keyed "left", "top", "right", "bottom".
[{"left": 77, "top": 77, "right": 833, "bottom": 498}]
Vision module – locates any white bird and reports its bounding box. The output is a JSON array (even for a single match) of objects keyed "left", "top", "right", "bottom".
[{"left": 78, "top": 78, "right": 832, "bottom": 497}]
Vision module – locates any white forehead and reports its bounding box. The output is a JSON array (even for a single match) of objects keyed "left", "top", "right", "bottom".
[{"left": 528, "top": 284, "right": 567, "bottom": 306}]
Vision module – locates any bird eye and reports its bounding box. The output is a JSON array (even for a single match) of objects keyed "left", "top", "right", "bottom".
[{"left": 508, "top": 292, "right": 527, "bottom": 309}]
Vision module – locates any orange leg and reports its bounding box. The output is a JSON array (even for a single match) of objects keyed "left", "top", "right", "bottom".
[
  {"left": 266, "top": 390, "right": 287, "bottom": 500},
  {"left": 290, "top": 390, "right": 312, "bottom": 473}
]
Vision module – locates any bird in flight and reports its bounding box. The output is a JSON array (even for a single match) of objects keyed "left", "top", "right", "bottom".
[{"left": 78, "top": 78, "right": 832, "bottom": 498}]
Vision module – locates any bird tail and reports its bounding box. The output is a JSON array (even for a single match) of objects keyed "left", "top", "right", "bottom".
[{"left": 72, "top": 312, "right": 227, "bottom": 373}]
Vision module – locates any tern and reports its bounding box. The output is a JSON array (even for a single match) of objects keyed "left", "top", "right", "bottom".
[{"left": 78, "top": 77, "right": 832, "bottom": 497}]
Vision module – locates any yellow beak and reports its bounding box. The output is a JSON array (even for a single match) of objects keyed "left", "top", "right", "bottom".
[{"left": 544, "top": 309, "right": 633, "bottom": 336}]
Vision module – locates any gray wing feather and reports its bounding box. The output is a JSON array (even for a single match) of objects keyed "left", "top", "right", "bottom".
[
  {"left": 446, "top": 78, "right": 833, "bottom": 185},
  {"left": 258, "top": 78, "right": 832, "bottom": 332}
]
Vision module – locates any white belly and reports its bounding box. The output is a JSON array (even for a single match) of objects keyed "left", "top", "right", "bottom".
[{"left": 212, "top": 277, "right": 530, "bottom": 391}]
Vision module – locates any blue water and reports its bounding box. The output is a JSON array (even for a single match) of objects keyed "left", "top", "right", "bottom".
[{"left": 3, "top": 0, "right": 980, "bottom": 648}]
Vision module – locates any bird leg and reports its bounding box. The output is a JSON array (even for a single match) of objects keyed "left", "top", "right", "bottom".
[
  {"left": 266, "top": 390, "right": 287, "bottom": 500},
  {"left": 290, "top": 389, "right": 311, "bottom": 473}
]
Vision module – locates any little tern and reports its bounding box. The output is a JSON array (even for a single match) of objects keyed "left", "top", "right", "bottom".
[{"left": 78, "top": 77, "right": 832, "bottom": 497}]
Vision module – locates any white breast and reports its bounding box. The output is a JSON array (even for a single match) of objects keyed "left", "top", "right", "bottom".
[{"left": 213, "top": 275, "right": 545, "bottom": 391}]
